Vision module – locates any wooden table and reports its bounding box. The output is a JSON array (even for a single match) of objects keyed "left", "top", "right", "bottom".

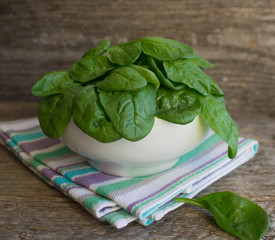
[
  {"left": 1, "top": 0, "right": 275, "bottom": 239},
  {"left": 0, "top": 103, "right": 274, "bottom": 240}
]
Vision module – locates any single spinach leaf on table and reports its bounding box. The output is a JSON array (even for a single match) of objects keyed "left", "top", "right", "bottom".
[
  {"left": 107, "top": 40, "right": 141, "bottom": 66},
  {"left": 38, "top": 86, "right": 82, "bottom": 139},
  {"left": 31, "top": 70, "right": 80, "bottom": 96},
  {"left": 82, "top": 38, "right": 111, "bottom": 58},
  {"left": 140, "top": 36, "right": 194, "bottom": 61},
  {"left": 70, "top": 55, "right": 114, "bottom": 83},
  {"left": 156, "top": 87, "right": 201, "bottom": 124},
  {"left": 73, "top": 85, "right": 121, "bottom": 142},
  {"left": 199, "top": 94, "right": 239, "bottom": 158},
  {"left": 164, "top": 59, "right": 211, "bottom": 96},
  {"left": 175, "top": 191, "right": 270, "bottom": 240},
  {"left": 147, "top": 56, "right": 185, "bottom": 90},
  {"left": 96, "top": 66, "right": 148, "bottom": 92},
  {"left": 99, "top": 85, "right": 156, "bottom": 141}
]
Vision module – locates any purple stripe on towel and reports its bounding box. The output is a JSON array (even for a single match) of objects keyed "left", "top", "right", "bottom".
[
  {"left": 6, "top": 125, "right": 40, "bottom": 134},
  {"left": 127, "top": 138, "right": 246, "bottom": 212},
  {"left": 20, "top": 138, "right": 60, "bottom": 154},
  {"left": 0, "top": 132, "right": 9, "bottom": 141},
  {"left": 74, "top": 173, "right": 119, "bottom": 189},
  {"left": 41, "top": 168, "right": 60, "bottom": 180}
]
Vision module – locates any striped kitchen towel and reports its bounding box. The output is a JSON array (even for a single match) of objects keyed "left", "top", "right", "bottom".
[{"left": 0, "top": 118, "right": 258, "bottom": 229}]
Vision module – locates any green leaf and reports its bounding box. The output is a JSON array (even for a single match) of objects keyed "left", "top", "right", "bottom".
[
  {"left": 147, "top": 56, "right": 185, "bottom": 90},
  {"left": 186, "top": 54, "right": 215, "bottom": 69},
  {"left": 99, "top": 85, "right": 156, "bottom": 141},
  {"left": 164, "top": 59, "right": 211, "bottom": 96},
  {"left": 199, "top": 94, "right": 239, "bottom": 158},
  {"left": 32, "top": 70, "right": 80, "bottom": 97},
  {"left": 107, "top": 40, "right": 141, "bottom": 66},
  {"left": 38, "top": 86, "right": 82, "bottom": 139},
  {"left": 156, "top": 87, "right": 201, "bottom": 124},
  {"left": 70, "top": 55, "right": 114, "bottom": 83},
  {"left": 96, "top": 66, "right": 147, "bottom": 92},
  {"left": 82, "top": 38, "right": 111, "bottom": 58},
  {"left": 207, "top": 75, "right": 224, "bottom": 97},
  {"left": 73, "top": 85, "right": 121, "bottom": 142},
  {"left": 140, "top": 36, "right": 194, "bottom": 61},
  {"left": 175, "top": 192, "right": 270, "bottom": 240},
  {"left": 129, "top": 65, "right": 160, "bottom": 88},
  {"left": 135, "top": 52, "right": 150, "bottom": 66}
]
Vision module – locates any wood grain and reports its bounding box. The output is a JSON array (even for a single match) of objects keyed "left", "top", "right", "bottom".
[{"left": 1, "top": 0, "right": 275, "bottom": 113}]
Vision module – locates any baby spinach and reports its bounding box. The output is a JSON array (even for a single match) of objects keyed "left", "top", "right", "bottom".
[
  {"left": 163, "top": 59, "right": 211, "bottom": 96},
  {"left": 140, "top": 36, "right": 194, "bottom": 61},
  {"left": 129, "top": 65, "right": 160, "bottom": 88},
  {"left": 32, "top": 36, "right": 239, "bottom": 159},
  {"left": 38, "top": 86, "right": 82, "bottom": 139},
  {"left": 147, "top": 56, "right": 185, "bottom": 90},
  {"left": 185, "top": 54, "right": 215, "bottom": 69},
  {"left": 82, "top": 38, "right": 111, "bottom": 58},
  {"left": 96, "top": 66, "right": 148, "bottom": 92},
  {"left": 208, "top": 75, "right": 224, "bottom": 97},
  {"left": 73, "top": 85, "right": 121, "bottom": 142},
  {"left": 156, "top": 87, "right": 201, "bottom": 124},
  {"left": 200, "top": 94, "right": 239, "bottom": 158},
  {"left": 99, "top": 85, "right": 156, "bottom": 141},
  {"left": 32, "top": 70, "right": 80, "bottom": 96},
  {"left": 175, "top": 192, "right": 270, "bottom": 240},
  {"left": 70, "top": 55, "right": 114, "bottom": 83},
  {"left": 107, "top": 40, "right": 141, "bottom": 66}
]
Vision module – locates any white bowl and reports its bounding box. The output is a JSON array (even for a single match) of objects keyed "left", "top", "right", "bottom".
[{"left": 61, "top": 116, "right": 209, "bottom": 177}]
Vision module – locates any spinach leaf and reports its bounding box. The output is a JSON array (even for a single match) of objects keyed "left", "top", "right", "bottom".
[
  {"left": 107, "top": 40, "right": 141, "bottom": 66},
  {"left": 73, "top": 85, "right": 121, "bottom": 142},
  {"left": 156, "top": 87, "right": 201, "bottom": 124},
  {"left": 175, "top": 192, "right": 270, "bottom": 240},
  {"left": 208, "top": 75, "right": 224, "bottom": 97},
  {"left": 147, "top": 56, "right": 185, "bottom": 90},
  {"left": 129, "top": 65, "right": 160, "bottom": 88},
  {"left": 135, "top": 52, "right": 150, "bottom": 66},
  {"left": 185, "top": 54, "right": 215, "bottom": 69},
  {"left": 140, "top": 36, "right": 194, "bottom": 61},
  {"left": 164, "top": 59, "right": 211, "bottom": 96},
  {"left": 38, "top": 86, "right": 82, "bottom": 139},
  {"left": 32, "top": 70, "right": 80, "bottom": 97},
  {"left": 99, "top": 85, "right": 156, "bottom": 141},
  {"left": 82, "top": 38, "right": 111, "bottom": 58},
  {"left": 200, "top": 94, "right": 239, "bottom": 158},
  {"left": 70, "top": 55, "right": 114, "bottom": 83},
  {"left": 96, "top": 66, "right": 147, "bottom": 92}
]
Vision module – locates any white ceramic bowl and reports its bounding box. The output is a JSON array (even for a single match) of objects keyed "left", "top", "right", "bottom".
[{"left": 61, "top": 116, "right": 209, "bottom": 177}]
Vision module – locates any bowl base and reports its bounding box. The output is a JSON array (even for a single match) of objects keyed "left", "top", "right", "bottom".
[{"left": 87, "top": 157, "right": 179, "bottom": 178}]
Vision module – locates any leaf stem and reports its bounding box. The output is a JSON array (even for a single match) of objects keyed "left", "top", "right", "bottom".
[{"left": 174, "top": 197, "right": 205, "bottom": 209}]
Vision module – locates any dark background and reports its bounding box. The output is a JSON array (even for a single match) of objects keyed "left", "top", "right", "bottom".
[{"left": 1, "top": 0, "right": 275, "bottom": 115}]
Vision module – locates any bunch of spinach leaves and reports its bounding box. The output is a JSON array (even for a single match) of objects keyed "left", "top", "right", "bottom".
[{"left": 32, "top": 36, "right": 238, "bottom": 158}]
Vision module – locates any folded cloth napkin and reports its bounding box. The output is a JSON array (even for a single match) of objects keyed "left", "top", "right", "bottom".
[{"left": 0, "top": 118, "right": 258, "bottom": 229}]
